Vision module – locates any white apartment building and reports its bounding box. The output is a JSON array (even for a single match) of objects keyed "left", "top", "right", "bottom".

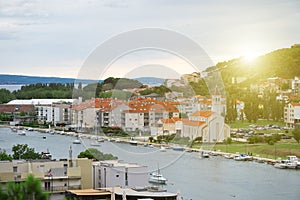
[
  {"left": 97, "top": 103, "right": 129, "bottom": 127},
  {"left": 284, "top": 102, "right": 300, "bottom": 127},
  {"left": 36, "top": 103, "right": 72, "bottom": 125},
  {"left": 291, "top": 76, "right": 300, "bottom": 94},
  {"left": 92, "top": 160, "right": 147, "bottom": 189}
]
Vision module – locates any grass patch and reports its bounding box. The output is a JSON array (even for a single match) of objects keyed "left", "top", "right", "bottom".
[{"left": 212, "top": 142, "right": 300, "bottom": 159}]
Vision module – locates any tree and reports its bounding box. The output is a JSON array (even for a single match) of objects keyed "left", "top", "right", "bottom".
[
  {"left": 0, "top": 149, "right": 12, "bottom": 161},
  {"left": 12, "top": 144, "right": 42, "bottom": 160},
  {"left": 78, "top": 148, "right": 117, "bottom": 160},
  {"left": 0, "top": 88, "right": 15, "bottom": 104},
  {"left": 23, "top": 174, "right": 49, "bottom": 200},
  {"left": 243, "top": 91, "right": 259, "bottom": 123},
  {"left": 293, "top": 125, "right": 300, "bottom": 144},
  {"left": 3, "top": 174, "right": 49, "bottom": 200}
]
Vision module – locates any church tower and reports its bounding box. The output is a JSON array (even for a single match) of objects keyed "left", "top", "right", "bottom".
[{"left": 212, "top": 86, "right": 224, "bottom": 116}]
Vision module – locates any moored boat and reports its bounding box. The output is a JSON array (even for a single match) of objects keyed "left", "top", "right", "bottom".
[
  {"left": 18, "top": 130, "right": 26, "bottom": 136},
  {"left": 200, "top": 151, "right": 210, "bottom": 158},
  {"left": 160, "top": 146, "right": 166, "bottom": 152},
  {"left": 129, "top": 138, "right": 138, "bottom": 146},
  {"left": 91, "top": 141, "right": 101, "bottom": 146},
  {"left": 149, "top": 169, "right": 167, "bottom": 184},
  {"left": 172, "top": 146, "right": 185, "bottom": 151}
]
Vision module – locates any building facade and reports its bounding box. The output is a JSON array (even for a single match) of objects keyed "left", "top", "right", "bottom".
[
  {"left": 0, "top": 158, "right": 92, "bottom": 192},
  {"left": 92, "top": 160, "right": 148, "bottom": 189},
  {"left": 284, "top": 102, "right": 300, "bottom": 127}
]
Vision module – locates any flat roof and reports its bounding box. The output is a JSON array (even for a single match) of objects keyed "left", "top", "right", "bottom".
[
  {"left": 93, "top": 160, "right": 146, "bottom": 168},
  {"left": 104, "top": 187, "right": 177, "bottom": 197},
  {"left": 7, "top": 99, "right": 75, "bottom": 105},
  {"left": 67, "top": 189, "right": 111, "bottom": 196}
]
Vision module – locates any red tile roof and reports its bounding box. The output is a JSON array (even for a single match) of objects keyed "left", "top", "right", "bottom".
[
  {"left": 126, "top": 98, "right": 179, "bottom": 113},
  {"left": 0, "top": 104, "right": 34, "bottom": 113},
  {"left": 182, "top": 119, "right": 205, "bottom": 126},
  {"left": 190, "top": 111, "right": 214, "bottom": 118},
  {"left": 291, "top": 103, "right": 300, "bottom": 107}
]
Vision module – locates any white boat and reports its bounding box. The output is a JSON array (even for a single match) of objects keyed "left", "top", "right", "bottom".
[
  {"left": 200, "top": 151, "right": 210, "bottom": 158},
  {"left": 18, "top": 130, "right": 26, "bottom": 136},
  {"left": 160, "top": 146, "right": 166, "bottom": 152},
  {"left": 27, "top": 127, "right": 34, "bottom": 131},
  {"left": 11, "top": 127, "right": 18, "bottom": 132},
  {"left": 41, "top": 150, "right": 52, "bottom": 159},
  {"left": 274, "top": 160, "right": 294, "bottom": 169},
  {"left": 275, "top": 156, "right": 299, "bottom": 169},
  {"left": 287, "top": 155, "right": 299, "bottom": 166},
  {"left": 224, "top": 154, "right": 234, "bottom": 159},
  {"left": 233, "top": 154, "right": 248, "bottom": 161},
  {"left": 91, "top": 141, "right": 101, "bottom": 146},
  {"left": 149, "top": 169, "right": 167, "bottom": 184},
  {"left": 129, "top": 139, "right": 138, "bottom": 146},
  {"left": 73, "top": 137, "right": 81, "bottom": 144}
]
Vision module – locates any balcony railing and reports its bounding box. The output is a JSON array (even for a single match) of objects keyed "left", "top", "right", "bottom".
[{"left": 43, "top": 185, "right": 81, "bottom": 192}]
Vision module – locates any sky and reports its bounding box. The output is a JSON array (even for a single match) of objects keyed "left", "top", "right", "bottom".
[{"left": 0, "top": 0, "right": 299, "bottom": 79}]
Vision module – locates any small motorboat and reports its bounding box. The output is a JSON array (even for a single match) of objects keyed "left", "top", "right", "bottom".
[
  {"left": 129, "top": 138, "right": 138, "bottom": 146},
  {"left": 18, "top": 130, "right": 26, "bottom": 136},
  {"left": 91, "top": 141, "right": 101, "bottom": 146},
  {"left": 73, "top": 137, "right": 81, "bottom": 144},
  {"left": 41, "top": 150, "right": 52, "bottom": 159},
  {"left": 200, "top": 151, "right": 210, "bottom": 158}
]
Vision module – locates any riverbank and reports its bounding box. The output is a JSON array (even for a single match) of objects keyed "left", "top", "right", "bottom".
[{"left": 2, "top": 125, "right": 299, "bottom": 168}]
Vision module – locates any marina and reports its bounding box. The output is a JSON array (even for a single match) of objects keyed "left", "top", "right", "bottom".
[{"left": 0, "top": 127, "right": 300, "bottom": 199}]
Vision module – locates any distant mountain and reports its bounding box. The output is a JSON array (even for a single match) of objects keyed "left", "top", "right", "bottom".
[
  {"left": 206, "top": 44, "right": 300, "bottom": 86},
  {"left": 0, "top": 74, "right": 75, "bottom": 85},
  {"left": 134, "top": 77, "right": 165, "bottom": 86},
  {"left": 0, "top": 74, "right": 165, "bottom": 86}
]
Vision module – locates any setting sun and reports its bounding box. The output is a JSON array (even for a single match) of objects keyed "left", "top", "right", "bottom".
[
  {"left": 243, "top": 50, "right": 259, "bottom": 62},
  {"left": 243, "top": 52, "right": 258, "bottom": 61}
]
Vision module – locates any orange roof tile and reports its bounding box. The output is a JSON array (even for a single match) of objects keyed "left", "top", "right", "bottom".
[
  {"left": 291, "top": 103, "right": 300, "bottom": 107},
  {"left": 190, "top": 111, "right": 214, "bottom": 118},
  {"left": 183, "top": 119, "right": 205, "bottom": 126}
]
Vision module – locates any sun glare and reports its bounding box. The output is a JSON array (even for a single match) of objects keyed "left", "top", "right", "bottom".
[{"left": 243, "top": 51, "right": 259, "bottom": 62}]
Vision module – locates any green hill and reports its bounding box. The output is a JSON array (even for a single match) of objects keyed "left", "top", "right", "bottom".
[{"left": 208, "top": 44, "right": 300, "bottom": 86}]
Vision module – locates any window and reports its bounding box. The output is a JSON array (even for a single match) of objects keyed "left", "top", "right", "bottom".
[{"left": 13, "top": 166, "right": 17, "bottom": 173}]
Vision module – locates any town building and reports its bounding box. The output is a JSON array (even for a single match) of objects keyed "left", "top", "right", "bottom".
[
  {"left": 97, "top": 102, "right": 129, "bottom": 128},
  {"left": 181, "top": 72, "right": 201, "bottom": 83},
  {"left": 291, "top": 76, "right": 300, "bottom": 94},
  {"left": 92, "top": 160, "right": 148, "bottom": 189},
  {"left": 0, "top": 158, "right": 92, "bottom": 193},
  {"left": 284, "top": 102, "right": 300, "bottom": 127},
  {"left": 36, "top": 102, "right": 72, "bottom": 126},
  {"left": 121, "top": 98, "right": 179, "bottom": 133}
]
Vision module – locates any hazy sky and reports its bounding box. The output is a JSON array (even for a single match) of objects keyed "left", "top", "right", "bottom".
[{"left": 0, "top": 0, "right": 299, "bottom": 79}]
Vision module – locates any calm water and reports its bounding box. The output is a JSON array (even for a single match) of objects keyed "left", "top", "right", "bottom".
[
  {"left": 0, "top": 85, "right": 22, "bottom": 92},
  {"left": 0, "top": 127, "right": 299, "bottom": 200}
]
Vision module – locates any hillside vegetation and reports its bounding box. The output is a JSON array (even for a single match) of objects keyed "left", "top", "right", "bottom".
[{"left": 208, "top": 44, "right": 300, "bottom": 86}]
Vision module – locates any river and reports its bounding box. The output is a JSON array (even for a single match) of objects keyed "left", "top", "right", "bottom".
[{"left": 0, "top": 127, "right": 299, "bottom": 200}]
